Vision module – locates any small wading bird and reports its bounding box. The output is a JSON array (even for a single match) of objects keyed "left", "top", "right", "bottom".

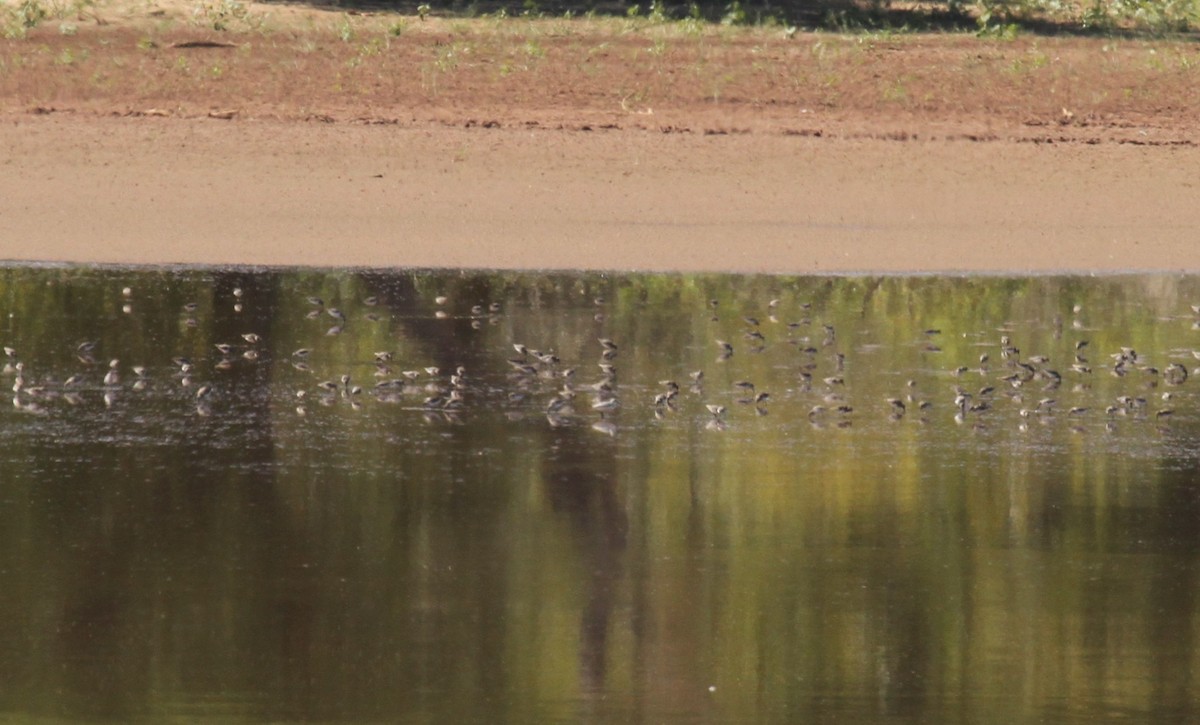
[{"left": 591, "top": 396, "right": 620, "bottom": 419}]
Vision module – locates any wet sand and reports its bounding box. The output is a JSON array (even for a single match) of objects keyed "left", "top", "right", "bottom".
[{"left": 3, "top": 115, "right": 1198, "bottom": 274}]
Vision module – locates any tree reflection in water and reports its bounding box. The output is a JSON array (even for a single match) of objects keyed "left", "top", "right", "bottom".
[{"left": 0, "top": 267, "right": 1199, "bottom": 721}]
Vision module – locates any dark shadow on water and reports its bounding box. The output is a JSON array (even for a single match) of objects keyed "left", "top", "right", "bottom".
[{"left": 541, "top": 423, "right": 628, "bottom": 699}]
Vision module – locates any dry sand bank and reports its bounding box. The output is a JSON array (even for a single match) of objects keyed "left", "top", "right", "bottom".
[{"left": 2, "top": 115, "right": 1198, "bottom": 274}]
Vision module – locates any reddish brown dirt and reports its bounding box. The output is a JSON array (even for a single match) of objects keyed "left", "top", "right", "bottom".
[{"left": 1, "top": 6, "right": 1199, "bottom": 272}]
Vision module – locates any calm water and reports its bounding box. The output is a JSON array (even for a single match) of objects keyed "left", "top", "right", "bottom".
[{"left": 2, "top": 267, "right": 1200, "bottom": 723}]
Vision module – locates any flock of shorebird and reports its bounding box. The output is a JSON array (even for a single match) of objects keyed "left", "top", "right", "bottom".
[
  {"left": 498, "top": 297, "right": 1196, "bottom": 435},
  {"left": 1, "top": 284, "right": 1197, "bottom": 437}
]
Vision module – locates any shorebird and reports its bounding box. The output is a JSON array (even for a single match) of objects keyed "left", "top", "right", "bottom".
[{"left": 592, "top": 396, "right": 621, "bottom": 418}]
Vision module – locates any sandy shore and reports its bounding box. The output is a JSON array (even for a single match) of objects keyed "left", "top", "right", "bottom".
[
  {"left": 2, "top": 114, "right": 1198, "bottom": 274},
  {"left": 3, "top": 6, "right": 1200, "bottom": 275}
]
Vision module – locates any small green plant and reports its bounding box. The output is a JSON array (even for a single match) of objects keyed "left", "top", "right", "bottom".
[
  {"left": 523, "top": 39, "right": 545, "bottom": 58},
  {"left": 56, "top": 46, "right": 80, "bottom": 64},
  {"left": 190, "top": 0, "right": 264, "bottom": 32},
  {"left": 721, "top": 0, "right": 747, "bottom": 26},
  {"left": 881, "top": 78, "right": 908, "bottom": 102},
  {"left": 1080, "top": 0, "right": 1107, "bottom": 28},
  {"left": 2, "top": 0, "right": 48, "bottom": 38},
  {"left": 417, "top": 3, "right": 431, "bottom": 20},
  {"left": 707, "top": 72, "right": 734, "bottom": 102},
  {"left": 337, "top": 15, "right": 354, "bottom": 42},
  {"left": 673, "top": 2, "right": 704, "bottom": 32},
  {"left": 618, "top": 87, "right": 652, "bottom": 112},
  {"left": 359, "top": 35, "right": 387, "bottom": 56},
  {"left": 433, "top": 42, "right": 464, "bottom": 72},
  {"left": 976, "top": 18, "right": 1021, "bottom": 38},
  {"left": 1008, "top": 49, "right": 1049, "bottom": 73},
  {"left": 387, "top": 18, "right": 406, "bottom": 36}
]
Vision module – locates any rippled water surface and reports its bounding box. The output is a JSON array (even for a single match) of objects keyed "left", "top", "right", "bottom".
[{"left": 3, "top": 267, "right": 1200, "bottom": 722}]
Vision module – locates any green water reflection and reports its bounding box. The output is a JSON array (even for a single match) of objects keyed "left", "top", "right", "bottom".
[{"left": 1, "top": 267, "right": 1200, "bottom": 722}]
